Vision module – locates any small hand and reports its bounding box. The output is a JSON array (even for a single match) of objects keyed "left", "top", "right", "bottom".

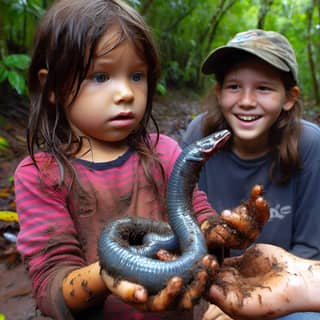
[
  {"left": 201, "top": 185, "right": 270, "bottom": 249},
  {"left": 101, "top": 254, "right": 218, "bottom": 311}
]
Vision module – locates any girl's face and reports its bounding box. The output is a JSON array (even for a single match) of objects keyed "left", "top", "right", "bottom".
[
  {"left": 66, "top": 25, "right": 148, "bottom": 158},
  {"left": 215, "top": 57, "right": 298, "bottom": 158}
]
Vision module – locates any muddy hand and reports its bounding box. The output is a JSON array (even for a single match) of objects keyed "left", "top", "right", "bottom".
[
  {"left": 201, "top": 185, "right": 270, "bottom": 250},
  {"left": 149, "top": 253, "right": 219, "bottom": 311},
  {"left": 208, "top": 244, "right": 311, "bottom": 319},
  {"left": 101, "top": 254, "right": 218, "bottom": 311}
]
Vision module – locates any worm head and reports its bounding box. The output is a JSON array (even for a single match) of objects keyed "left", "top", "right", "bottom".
[
  {"left": 186, "top": 129, "right": 231, "bottom": 162},
  {"left": 196, "top": 129, "right": 231, "bottom": 158}
]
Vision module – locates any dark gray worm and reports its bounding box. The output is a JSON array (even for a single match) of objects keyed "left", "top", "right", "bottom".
[{"left": 98, "top": 129, "right": 231, "bottom": 293}]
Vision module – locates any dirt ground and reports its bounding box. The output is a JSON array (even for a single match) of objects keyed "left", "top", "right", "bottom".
[{"left": 0, "top": 90, "right": 202, "bottom": 320}]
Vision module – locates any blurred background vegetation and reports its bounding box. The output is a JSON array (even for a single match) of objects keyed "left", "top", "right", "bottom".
[{"left": 0, "top": 0, "right": 319, "bottom": 124}]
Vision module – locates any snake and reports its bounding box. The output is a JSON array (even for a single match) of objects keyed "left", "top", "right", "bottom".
[{"left": 98, "top": 129, "right": 232, "bottom": 293}]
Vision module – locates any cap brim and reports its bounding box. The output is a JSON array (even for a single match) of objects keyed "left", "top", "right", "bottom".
[{"left": 202, "top": 46, "right": 290, "bottom": 75}]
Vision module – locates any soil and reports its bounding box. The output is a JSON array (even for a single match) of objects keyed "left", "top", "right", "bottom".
[{"left": 0, "top": 90, "right": 203, "bottom": 320}]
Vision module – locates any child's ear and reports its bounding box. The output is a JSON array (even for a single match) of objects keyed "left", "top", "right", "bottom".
[{"left": 283, "top": 86, "right": 300, "bottom": 111}]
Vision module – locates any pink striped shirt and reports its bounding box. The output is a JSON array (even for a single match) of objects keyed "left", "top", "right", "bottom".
[{"left": 15, "top": 134, "right": 216, "bottom": 319}]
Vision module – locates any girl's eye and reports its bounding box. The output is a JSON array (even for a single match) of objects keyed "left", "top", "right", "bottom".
[
  {"left": 258, "top": 86, "right": 272, "bottom": 91},
  {"left": 131, "top": 72, "right": 144, "bottom": 82},
  {"left": 225, "top": 84, "right": 239, "bottom": 90},
  {"left": 92, "top": 73, "right": 109, "bottom": 83}
]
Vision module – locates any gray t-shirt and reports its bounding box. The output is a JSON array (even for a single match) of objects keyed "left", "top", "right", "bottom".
[{"left": 182, "top": 114, "right": 320, "bottom": 259}]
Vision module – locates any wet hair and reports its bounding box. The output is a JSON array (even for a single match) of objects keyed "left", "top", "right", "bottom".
[
  {"left": 27, "top": 0, "right": 164, "bottom": 193},
  {"left": 202, "top": 52, "right": 303, "bottom": 185}
]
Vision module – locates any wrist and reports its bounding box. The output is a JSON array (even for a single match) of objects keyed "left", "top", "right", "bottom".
[
  {"left": 200, "top": 215, "right": 221, "bottom": 232},
  {"left": 62, "top": 261, "right": 108, "bottom": 311},
  {"left": 301, "top": 259, "right": 320, "bottom": 312},
  {"left": 284, "top": 256, "right": 319, "bottom": 314}
]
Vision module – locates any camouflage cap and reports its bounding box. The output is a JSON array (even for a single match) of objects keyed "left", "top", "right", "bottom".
[{"left": 202, "top": 29, "right": 298, "bottom": 83}]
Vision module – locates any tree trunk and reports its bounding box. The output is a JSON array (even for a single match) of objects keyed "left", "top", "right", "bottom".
[
  {"left": 306, "top": 0, "right": 320, "bottom": 105},
  {"left": 257, "top": 0, "right": 274, "bottom": 29}
]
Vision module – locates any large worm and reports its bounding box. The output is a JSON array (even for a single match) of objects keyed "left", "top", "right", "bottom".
[{"left": 98, "top": 129, "right": 232, "bottom": 293}]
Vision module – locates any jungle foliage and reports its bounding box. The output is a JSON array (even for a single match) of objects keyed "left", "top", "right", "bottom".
[{"left": 0, "top": 0, "right": 319, "bottom": 111}]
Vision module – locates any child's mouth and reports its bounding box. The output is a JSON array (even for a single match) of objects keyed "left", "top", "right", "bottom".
[
  {"left": 236, "top": 114, "right": 261, "bottom": 122},
  {"left": 110, "top": 113, "right": 135, "bottom": 127}
]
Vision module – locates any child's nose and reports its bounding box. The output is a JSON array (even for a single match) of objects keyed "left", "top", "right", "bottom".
[
  {"left": 239, "top": 89, "right": 256, "bottom": 108},
  {"left": 114, "top": 80, "right": 134, "bottom": 103}
]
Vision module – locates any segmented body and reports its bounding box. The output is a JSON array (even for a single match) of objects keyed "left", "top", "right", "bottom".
[{"left": 98, "top": 130, "right": 231, "bottom": 293}]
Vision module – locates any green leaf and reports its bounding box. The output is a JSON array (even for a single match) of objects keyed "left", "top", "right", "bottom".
[
  {"left": 156, "top": 82, "right": 167, "bottom": 96},
  {"left": 127, "top": 0, "right": 141, "bottom": 7},
  {"left": 0, "top": 136, "right": 9, "bottom": 150},
  {"left": 3, "top": 54, "right": 31, "bottom": 70},
  {"left": 7, "top": 71, "right": 26, "bottom": 95},
  {"left": 0, "top": 312, "right": 6, "bottom": 320},
  {"left": 27, "top": 3, "right": 45, "bottom": 17},
  {"left": 0, "top": 65, "right": 8, "bottom": 83}
]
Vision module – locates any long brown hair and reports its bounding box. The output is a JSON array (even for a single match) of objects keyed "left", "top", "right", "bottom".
[
  {"left": 202, "top": 53, "right": 303, "bottom": 185},
  {"left": 27, "top": 0, "right": 164, "bottom": 193}
]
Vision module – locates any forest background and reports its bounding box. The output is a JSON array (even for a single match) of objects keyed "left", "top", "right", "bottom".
[{"left": 0, "top": 0, "right": 320, "bottom": 115}]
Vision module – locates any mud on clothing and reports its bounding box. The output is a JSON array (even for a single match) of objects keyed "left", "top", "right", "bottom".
[{"left": 15, "top": 134, "right": 216, "bottom": 320}]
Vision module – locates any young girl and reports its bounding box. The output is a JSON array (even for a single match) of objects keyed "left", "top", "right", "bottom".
[
  {"left": 14, "top": 2, "right": 268, "bottom": 319},
  {"left": 182, "top": 29, "right": 320, "bottom": 320}
]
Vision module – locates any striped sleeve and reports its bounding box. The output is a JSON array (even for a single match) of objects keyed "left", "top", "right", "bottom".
[{"left": 14, "top": 155, "right": 85, "bottom": 317}]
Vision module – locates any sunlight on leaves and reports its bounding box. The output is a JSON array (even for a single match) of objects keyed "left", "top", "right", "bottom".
[{"left": 0, "top": 136, "right": 9, "bottom": 150}]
